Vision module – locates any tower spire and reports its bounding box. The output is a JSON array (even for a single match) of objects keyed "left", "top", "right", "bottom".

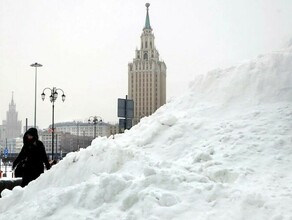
[
  {"left": 11, "top": 91, "right": 14, "bottom": 104},
  {"left": 144, "top": 3, "right": 152, "bottom": 30},
  {"left": 128, "top": 3, "right": 166, "bottom": 126}
]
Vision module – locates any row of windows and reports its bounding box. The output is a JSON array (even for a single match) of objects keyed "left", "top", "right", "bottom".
[
  {"left": 136, "top": 93, "right": 157, "bottom": 98},
  {"left": 130, "top": 83, "right": 156, "bottom": 89},
  {"left": 131, "top": 87, "right": 158, "bottom": 92},
  {"left": 141, "top": 40, "right": 153, "bottom": 49},
  {"left": 131, "top": 77, "right": 154, "bottom": 82},
  {"left": 134, "top": 90, "right": 155, "bottom": 94},
  {"left": 133, "top": 99, "right": 159, "bottom": 107},
  {"left": 130, "top": 76, "right": 158, "bottom": 84},
  {"left": 130, "top": 73, "right": 158, "bottom": 78},
  {"left": 52, "top": 127, "right": 104, "bottom": 132},
  {"left": 135, "top": 98, "right": 158, "bottom": 102},
  {"left": 131, "top": 73, "right": 154, "bottom": 78},
  {"left": 136, "top": 108, "right": 157, "bottom": 116},
  {"left": 132, "top": 65, "right": 152, "bottom": 70},
  {"left": 130, "top": 88, "right": 158, "bottom": 94},
  {"left": 132, "top": 61, "right": 155, "bottom": 70}
]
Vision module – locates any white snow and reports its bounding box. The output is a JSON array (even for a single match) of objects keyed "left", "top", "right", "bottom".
[{"left": 0, "top": 44, "right": 292, "bottom": 220}]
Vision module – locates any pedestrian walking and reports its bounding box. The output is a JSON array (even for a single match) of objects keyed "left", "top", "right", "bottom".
[{"left": 13, "top": 128, "right": 51, "bottom": 187}]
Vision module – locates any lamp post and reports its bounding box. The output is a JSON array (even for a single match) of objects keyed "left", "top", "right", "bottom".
[
  {"left": 88, "top": 116, "right": 102, "bottom": 138},
  {"left": 30, "top": 62, "right": 42, "bottom": 128},
  {"left": 41, "top": 87, "right": 66, "bottom": 160}
]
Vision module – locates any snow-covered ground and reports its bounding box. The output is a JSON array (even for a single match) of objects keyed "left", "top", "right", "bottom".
[{"left": 0, "top": 44, "right": 291, "bottom": 219}]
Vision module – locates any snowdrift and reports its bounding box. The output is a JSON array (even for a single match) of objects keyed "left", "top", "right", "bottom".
[
  {"left": 189, "top": 46, "right": 292, "bottom": 105},
  {"left": 0, "top": 45, "right": 291, "bottom": 220}
]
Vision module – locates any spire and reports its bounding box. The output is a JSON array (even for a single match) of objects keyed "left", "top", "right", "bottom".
[
  {"left": 11, "top": 91, "right": 14, "bottom": 105},
  {"left": 9, "top": 91, "right": 16, "bottom": 111},
  {"left": 144, "top": 3, "right": 152, "bottom": 30}
]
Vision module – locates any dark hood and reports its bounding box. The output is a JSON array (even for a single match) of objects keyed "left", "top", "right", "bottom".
[{"left": 23, "top": 128, "right": 39, "bottom": 143}]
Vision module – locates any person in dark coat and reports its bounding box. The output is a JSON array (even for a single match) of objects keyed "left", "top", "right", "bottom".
[{"left": 13, "top": 128, "right": 51, "bottom": 187}]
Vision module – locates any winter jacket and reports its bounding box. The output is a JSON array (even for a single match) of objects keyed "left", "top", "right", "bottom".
[{"left": 13, "top": 128, "right": 51, "bottom": 187}]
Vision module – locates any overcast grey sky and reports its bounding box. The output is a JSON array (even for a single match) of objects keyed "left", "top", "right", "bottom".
[{"left": 0, "top": 0, "right": 292, "bottom": 130}]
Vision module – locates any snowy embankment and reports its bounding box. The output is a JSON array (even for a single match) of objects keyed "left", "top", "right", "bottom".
[{"left": 0, "top": 45, "right": 292, "bottom": 220}]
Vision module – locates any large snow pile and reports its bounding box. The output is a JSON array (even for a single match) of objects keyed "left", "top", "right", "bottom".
[{"left": 0, "top": 45, "right": 291, "bottom": 220}]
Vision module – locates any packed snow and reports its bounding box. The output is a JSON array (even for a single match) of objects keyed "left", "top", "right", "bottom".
[{"left": 0, "top": 44, "right": 291, "bottom": 220}]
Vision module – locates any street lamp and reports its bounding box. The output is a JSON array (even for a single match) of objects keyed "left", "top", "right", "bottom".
[
  {"left": 30, "top": 62, "right": 42, "bottom": 128},
  {"left": 88, "top": 116, "right": 102, "bottom": 138},
  {"left": 41, "top": 87, "right": 66, "bottom": 160}
]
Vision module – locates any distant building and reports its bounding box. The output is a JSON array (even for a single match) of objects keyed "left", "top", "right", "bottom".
[
  {"left": 39, "top": 130, "right": 92, "bottom": 158},
  {"left": 53, "top": 121, "right": 111, "bottom": 138},
  {"left": 128, "top": 3, "right": 166, "bottom": 125},
  {"left": 6, "top": 137, "right": 22, "bottom": 154},
  {"left": 0, "top": 125, "right": 5, "bottom": 147},
  {"left": 14, "top": 138, "right": 23, "bottom": 153},
  {"left": 109, "top": 123, "right": 119, "bottom": 137},
  {"left": 0, "top": 93, "right": 22, "bottom": 147},
  {"left": 38, "top": 120, "right": 119, "bottom": 158},
  {"left": 39, "top": 130, "right": 62, "bottom": 157}
]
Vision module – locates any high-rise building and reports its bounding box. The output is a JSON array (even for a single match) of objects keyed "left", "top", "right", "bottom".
[
  {"left": 128, "top": 3, "right": 166, "bottom": 125},
  {"left": 1, "top": 93, "right": 22, "bottom": 140}
]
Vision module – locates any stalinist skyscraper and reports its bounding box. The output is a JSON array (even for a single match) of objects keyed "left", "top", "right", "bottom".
[
  {"left": 128, "top": 3, "right": 166, "bottom": 125},
  {"left": 2, "top": 92, "right": 22, "bottom": 139}
]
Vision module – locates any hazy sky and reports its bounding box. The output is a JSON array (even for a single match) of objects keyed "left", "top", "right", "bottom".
[{"left": 0, "top": 0, "right": 292, "bottom": 130}]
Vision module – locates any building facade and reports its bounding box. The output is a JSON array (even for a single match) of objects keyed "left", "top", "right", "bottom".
[
  {"left": 53, "top": 121, "right": 110, "bottom": 138},
  {"left": 36, "top": 121, "right": 119, "bottom": 159},
  {"left": 0, "top": 125, "right": 5, "bottom": 148},
  {"left": 39, "top": 130, "right": 92, "bottom": 158},
  {"left": 6, "top": 137, "right": 23, "bottom": 154},
  {"left": 128, "top": 3, "right": 166, "bottom": 125}
]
